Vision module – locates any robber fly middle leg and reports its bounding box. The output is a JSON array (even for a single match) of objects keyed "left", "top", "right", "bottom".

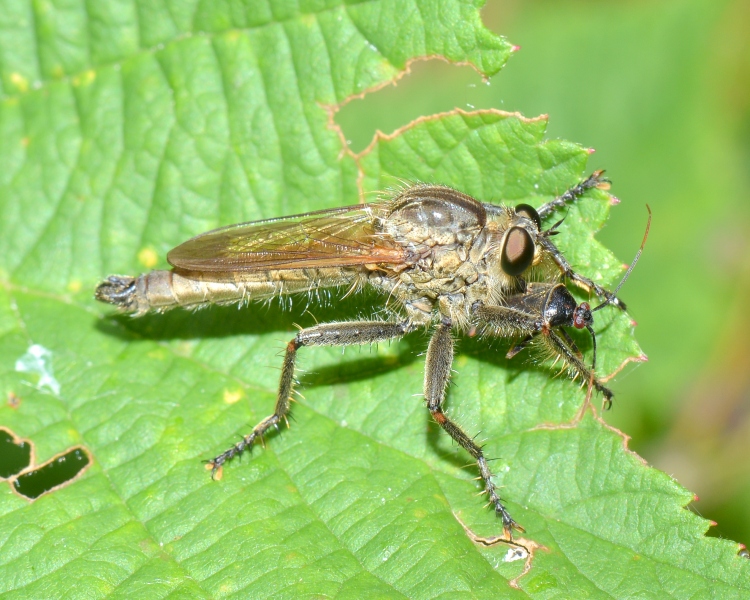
[
  {"left": 424, "top": 318, "right": 524, "bottom": 537},
  {"left": 208, "top": 319, "right": 415, "bottom": 477}
]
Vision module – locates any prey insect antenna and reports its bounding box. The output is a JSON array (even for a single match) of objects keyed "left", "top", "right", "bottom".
[
  {"left": 586, "top": 324, "right": 598, "bottom": 371},
  {"left": 593, "top": 204, "right": 652, "bottom": 313}
]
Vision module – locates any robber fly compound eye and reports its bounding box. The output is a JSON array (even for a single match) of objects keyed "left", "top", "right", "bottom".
[
  {"left": 500, "top": 226, "right": 535, "bottom": 276},
  {"left": 514, "top": 203, "right": 541, "bottom": 229}
]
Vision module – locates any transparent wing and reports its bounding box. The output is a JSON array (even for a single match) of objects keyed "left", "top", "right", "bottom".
[{"left": 167, "top": 203, "right": 406, "bottom": 272}]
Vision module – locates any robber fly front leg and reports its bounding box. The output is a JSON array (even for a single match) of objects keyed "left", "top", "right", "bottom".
[
  {"left": 208, "top": 319, "right": 415, "bottom": 477},
  {"left": 538, "top": 235, "right": 626, "bottom": 310},
  {"left": 532, "top": 171, "right": 626, "bottom": 310},
  {"left": 536, "top": 170, "right": 610, "bottom": 220},
  {"left": 425, "top": 318, "right": 524, "bottom": 537}
]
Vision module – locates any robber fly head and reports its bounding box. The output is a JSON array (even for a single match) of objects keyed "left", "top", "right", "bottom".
[{"left": 480, "top": 203, "right": 548, "bottom": 285}]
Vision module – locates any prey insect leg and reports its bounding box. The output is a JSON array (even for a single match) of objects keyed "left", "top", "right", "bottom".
[
  {"left": 208, "top": 320, "right": 414, "bottom": 477},
  {"left": 425, "top": 318, "right": 523, "bottom": 537},
  {"left": 474, "top": 301, "right": 613, "bottom": 404},
  {"left": 544, "top": 328, "right": 613, "bottom": 405},
  {"left": 506, "top": 335, "right": 533, "bottom": 360},
  {"left": 558, "top": 328, "right": 583, "bottom": 359}
]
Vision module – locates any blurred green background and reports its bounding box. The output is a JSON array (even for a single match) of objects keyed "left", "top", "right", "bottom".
[{"left": 338, "top": 0, "right": 750, "bottom": 545}]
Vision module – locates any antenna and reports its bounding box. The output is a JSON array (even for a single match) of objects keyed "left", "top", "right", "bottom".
[{"left": 592, "top": 205, "right": 652, "bottom": 313}]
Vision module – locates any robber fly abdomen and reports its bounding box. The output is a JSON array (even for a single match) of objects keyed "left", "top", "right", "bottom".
[
  {"left": 96, "top": 266, "right": 363, "bottom": 316},
  {"left": 96, "top": 171, "right": 626, "bottom": 539}
]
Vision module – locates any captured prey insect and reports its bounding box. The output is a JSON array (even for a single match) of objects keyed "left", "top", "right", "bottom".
[{"left": 96, "top": 171, "right": 628, "bottom": 538}]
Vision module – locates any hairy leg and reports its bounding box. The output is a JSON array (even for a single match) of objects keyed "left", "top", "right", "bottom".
[
  {"left": 424, "top": 318, "right": 523, "bottom": 537},
  {"left": 208, "top": 319, "right": 414, "bottom": 477},
  {"left": 538, "top": 236, "right": 626, "bottom": 310},
  {"left": 544, "top": 328, "right": 613, "bottom": 408},
  {"left": 535, "top": 171, "right": 626, "bottom": 310},
  {"left": 474, "top": 303, "right": 613, "bottom": 407},
  {"left": 536, "top": 170, "right": 610, "bottom": 220}
]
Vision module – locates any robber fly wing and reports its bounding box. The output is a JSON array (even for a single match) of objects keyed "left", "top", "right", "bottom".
[{"left": 167, "top": 203, "right": 407, "bottom": 273}]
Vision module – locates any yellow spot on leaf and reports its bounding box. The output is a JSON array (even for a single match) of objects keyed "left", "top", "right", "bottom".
[
  {"left": 9, "top": 73, "right": 28, "bottom": 93},
  {"left": 414, "top": 508, "right": 428, "bottom": 519},
  {"left": 223, "top": 388, "right": 245, "bottom": 404},
  {"left": 67, "top": 280, "right": 82, "bottom": 293},
  {"left": 173, "top": 340, "right": 194, "bottom": 356},
  {"left": 147, "top": 348, "right": 167, "bottom": 360},
  {"left": 7, "top": 392, "right": 20, "bottom": 409},
  {"left": 219, "top": 582, "right": 234, "bottom": 594},
  {"left": 73, "top": 69, "right": 96, "bottom": 87},
  {"left": 138, "top": 247, "right": 158, "bottom": 269}
]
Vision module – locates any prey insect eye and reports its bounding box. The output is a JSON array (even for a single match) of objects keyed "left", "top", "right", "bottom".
[
  {"left": 500, "top": 226, "right": 535, "bottom": 276},
  {"left": 573, "top": 302, "right": 591, "bottom": 329},
  {"left": 514, "top": 203, "right": 541, "bottom": 229}
]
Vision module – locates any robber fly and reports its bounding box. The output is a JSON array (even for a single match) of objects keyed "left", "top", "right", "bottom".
[{"left": 96, "top": 171, "right": 629, "bottom": 537}]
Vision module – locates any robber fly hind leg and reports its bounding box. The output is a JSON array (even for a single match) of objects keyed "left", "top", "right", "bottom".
[
  {"left": 425, "top": 318, "right": 524, "bottom": 537},
  {"left": 208, "top": 319, "right": 415, "bottom": 477}
]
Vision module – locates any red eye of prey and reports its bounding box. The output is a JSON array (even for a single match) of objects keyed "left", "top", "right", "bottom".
[{"left": 573, "top": 302, "right": 591, "bottom": 329}]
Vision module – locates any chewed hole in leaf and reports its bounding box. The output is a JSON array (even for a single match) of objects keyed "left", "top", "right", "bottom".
[
  {"left": 335, "top": 59, "right": 500, "bottom": 153},
  {"left": 0, "top": 428, "right": 32, "bottom": 478},
  {"left": 13, "top": 447, "right": 91, "bottom": 500}
]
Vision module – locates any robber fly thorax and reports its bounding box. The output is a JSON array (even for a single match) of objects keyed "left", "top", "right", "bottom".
[
  {"left": 96, "top": 171, "right": 640, "bottom": 539},
  {"left": 350, "top": 188, "right": 561, "bottom": 330}
]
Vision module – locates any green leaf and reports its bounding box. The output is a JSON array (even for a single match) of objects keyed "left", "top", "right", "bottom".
[{"left": 0, "top": 1, "right": 748, "bottom": 598}]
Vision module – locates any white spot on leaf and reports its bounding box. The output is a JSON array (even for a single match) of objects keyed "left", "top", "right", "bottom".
[
  {"left": 503, "top": 547, "right": 528, "bottom": 562},
  {"left": 15, "top": 344, "right": 60, "bottom": 396}
]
